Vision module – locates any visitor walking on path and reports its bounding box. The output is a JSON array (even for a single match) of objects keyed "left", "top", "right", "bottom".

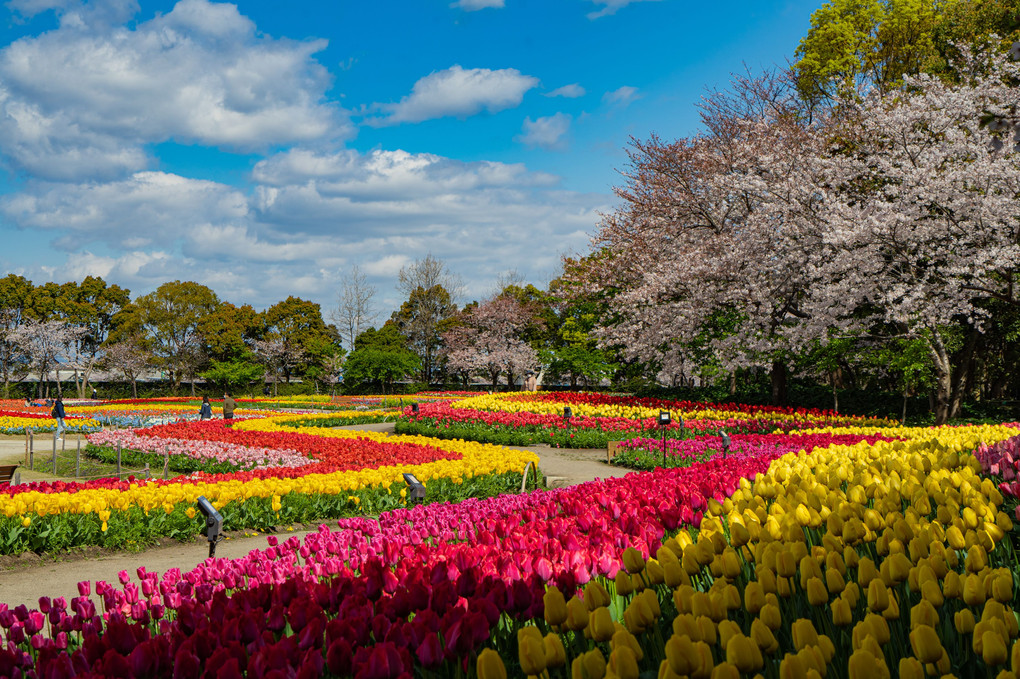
[
  {"left": 199, "top": 396, "right": 212, "bottom": 420},
  {"left": 52, "top": 397, "right": 66, "bottom": 440},
  {"left": 222, "top": 392, "right": 236, "bottom": 421}
]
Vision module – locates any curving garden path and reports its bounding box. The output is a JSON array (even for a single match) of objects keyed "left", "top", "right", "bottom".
[{"left": 0, "top": 426, "right": 630, "bottom": 610}]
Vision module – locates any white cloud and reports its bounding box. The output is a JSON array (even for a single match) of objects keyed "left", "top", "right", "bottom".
[
  {"left": 603, "top": 85, "right": 640, "bottom": 106},
  {"left": 8, "top": 0, "right": 138, "bottom": 25},
  {"left": 1, "top": 147, "right": 607, "bottom": 309},
  {"left": 363, "top": 255, "right": 411, "bottom": 277},
  {"left": 546, "top": 83, "right": 585, "bottom": 98},
  {"left": 451, "top": 0, "right": 504, "bottom": 9},
  {"left": 371, "top": 65, "right": 538, "bottom": 125},
  {"left": 516, "top": 113, "right": 571, "bottom": 150},
  {"left": 0, "top": 0, "right": 346, "bottom": 181},
  {"left": 0, "top": 171, "right": 248, "bottom": 249},
  {"left": 587, "top": 0, "right": 662, "bottom": 20}
]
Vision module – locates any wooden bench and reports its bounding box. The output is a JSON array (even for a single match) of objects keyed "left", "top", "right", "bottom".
[{"left": 0, "top": 465, "right": 18, "bottom": 485}]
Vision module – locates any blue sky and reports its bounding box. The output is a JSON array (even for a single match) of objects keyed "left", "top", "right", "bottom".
[{"left": 0, "top": 0, "right": 823, "bottom": 316}]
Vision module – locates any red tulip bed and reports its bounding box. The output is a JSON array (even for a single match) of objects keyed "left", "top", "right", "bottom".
[
  {"left": 3, "top": 421, "right": 1019, "bottom": 679},
  {"left": 394, "top": 393, "right": 898, "bottom": 450}
]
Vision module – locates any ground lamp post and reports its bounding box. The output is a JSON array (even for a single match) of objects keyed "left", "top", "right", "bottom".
[
  {"left": 403, "top": 473, "right": 426, "bottom": 504},
  {"left": 411, "top": 402, "right": 419, "bottom": 414},
  {"left": 658, "top": 411, "right": 671, "bottom": 466},
  {"left": 197, "top": 495, "right": 224, "bottom": 558},
  {"left": 563, "top": 407, "right": 572, "bottom": 435},
  {"left": 721, "top": 431, "right": 731, "bottom": 459}
]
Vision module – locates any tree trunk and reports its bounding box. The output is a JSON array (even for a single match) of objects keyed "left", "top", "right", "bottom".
[
  {"left": 990, "top": 371, "right": 1008, "bottom": 400},
  {"left": 729, "top": 371, "right": 737, "bottom": 396},
  {"left": 949, "top": 327, "right": 979, "bottom": 420},
  {"left": 770, "top": 361, "right": 787, "bottom": 406},
  {"left": 928, "top": 331, "right": 953, "bottom": 425},
  {"left": 131, "top": 378, "right": 138, "bottom": 398},
  {"left": 902, "top": 391, "right": 908, "bottom": 425}
]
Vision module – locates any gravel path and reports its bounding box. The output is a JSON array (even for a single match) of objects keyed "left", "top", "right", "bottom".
[{"left": 0, "top": 429, "right": 631, "bottom": 609}]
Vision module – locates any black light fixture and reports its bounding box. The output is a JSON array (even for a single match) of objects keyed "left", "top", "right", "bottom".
[
  {"left": 196, "top": 495, "right": 224, "bottom": 558},
  {"left": 411, "top": 402, "right": 419, "bottom": 414},
  {"left": 720, "top": 431, "right": 731, "bottom": 458},
  {"left": 659, "top": 411, "right": 670, "bottom": 467},
  {"left": 402, "top": 473, "right": 426, "bottom": 503},
  {"left": 563, "top": 407, "right": 573, "bottom": 420}
]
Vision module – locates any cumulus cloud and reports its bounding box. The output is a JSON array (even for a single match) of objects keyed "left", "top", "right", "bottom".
[
  {"left": 0, "top": 171, "right": 249, "bottom": 249},
  {"left": 546, "top": 83, "right": 585, "bottom": 98},
  {"left": 8, "top": 0, "right": 138, "bottom": 25},
  {"left": 450, "top": 0, "right": 504, "bottom": 9},
  {"left": 371, "top": 65, "right": 538, "bottom": 125},
  {"left": 516, "top": 113, "right": 571, "bottom": 150},
  {"left": 603, "top": 85, "right": 639, "bottom": 106},
  {"left": 0, "top": 0, "right": 345, "bottom": 181},
  {"left": 2, "top": 147, "right": 607, "bottom": 308},
  {"left": 587, "top": 0, "right": 662, "bottom": 20}
]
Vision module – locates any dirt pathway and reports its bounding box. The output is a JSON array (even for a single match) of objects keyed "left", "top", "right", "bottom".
[{"left": 0, "top": 429, "right": 631, "bottom": 610}]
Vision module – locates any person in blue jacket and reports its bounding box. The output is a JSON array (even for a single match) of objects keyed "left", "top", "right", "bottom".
[
  {"left": 52, "top": 397, "right": 66, "bottom": 440},
  {"left": 199, "top": 395, "right": 213, "bottom": 420}
]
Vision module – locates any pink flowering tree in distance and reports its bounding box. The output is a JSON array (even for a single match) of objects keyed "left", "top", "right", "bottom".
[{"left": 444, "top": 295, "right": 539, "bottom": 389}]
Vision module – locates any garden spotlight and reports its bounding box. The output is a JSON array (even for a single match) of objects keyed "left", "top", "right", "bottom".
[
  {"left": 563, "top": 407, "right": 572, "bottom": 420},
  {"left": 658, "top": 411, "right": 670, "bottom": 467},
  {"left": 196, "top": 495, "right": 224, "bottom": 558},
  {"left": 721, "top": 431, "right": 731, "bottom": 458},
  {"left": 411, "top": 402, "right": 419, "bottom": 414},
  {"left": 402, "top": 473, "right": 426, "bottom": 503}
]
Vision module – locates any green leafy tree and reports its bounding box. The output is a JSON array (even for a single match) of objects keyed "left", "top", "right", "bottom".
[
  {"left": 56, "top": 276, "right": 130, "bottom": 397},
  {"left": 391, "top": 255, "right": 462, "bottom": 385},
  {"left": 343, "top": 324, "right": 420, "bottom": 394},
  {"left": 0, "top": 275, "right": 33, "bottom": 398},
  {"left": 795, "top": 0, "right": 1020, "bottom": 103},
  {"left": 134, "top": 281, "right": 220, "bottom": 392},
  {"left": 262, "top": 296, "right": 335, "bottom": 382},
  {"left": 199, "top": 303, "right": 264, "bottom": 363},
  {"left": 391, "top": 285, "right": 458, "bottom": 384},
  {"left": 200, "top": 356, "right": 265, "bottom": 394}
]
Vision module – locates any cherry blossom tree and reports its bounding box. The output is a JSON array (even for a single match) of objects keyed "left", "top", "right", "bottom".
[
  {"left": 812, "top": 51, "right": 1020, "bottom": 422},
  {"left": 102, "top": 337, "right": 153, "bottom": 398},
  {"left": 581, "top": 71, "right": 832, "bottom": 404},
  {"left": 10, "top": 319, "right": 83, "bottom": 399},
  {"left": 444, "top": 296, "right": 539, "bottom": 389}
]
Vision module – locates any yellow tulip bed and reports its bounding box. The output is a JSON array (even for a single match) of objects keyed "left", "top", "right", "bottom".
[
  {"left": 0, "top": 409, "right": 539, "bottom": 554},
  {"left": 477, "top": 423, "right": 1020, "bottom": 679},
  {"left": 0, "top": 412, "right": 102, "bottom": 435}
]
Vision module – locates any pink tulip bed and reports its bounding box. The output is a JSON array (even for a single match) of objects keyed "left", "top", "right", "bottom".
[{"left": 85, "top": 429, "right": 312, "bottom": 474}]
